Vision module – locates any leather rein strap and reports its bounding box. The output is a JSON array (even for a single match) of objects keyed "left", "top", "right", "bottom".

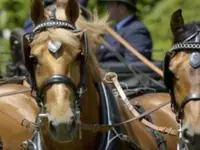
[
  {"left": 80, "top": 100, "right": 173, "bottom": 133},
  {"left": 79, "top": 72, "right": 177, "bottom": 136},
  {"left": 106, "top": 72, "right": 177, "bottom": 136},
  {"left": 0, "top": 77, "right": 177, "bottom": 135}
]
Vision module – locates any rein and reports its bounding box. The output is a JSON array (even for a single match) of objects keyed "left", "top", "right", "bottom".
[
  {"left": 79, "top": 72, "right": 178, "bottom": 136},
  {"left": 0, "top": 78, "right": 177, "bottom": 135},
  {"left": 79, "top": 100, "right": 173, "bottom": 133},
  {"left": 0, "top": 88, "right": 31, "bottom": 98}
]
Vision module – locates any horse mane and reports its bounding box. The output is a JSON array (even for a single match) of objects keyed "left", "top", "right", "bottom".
[
  {"left": 76, "top": 13, "right": 109, "bottom": 81},
  {"left": 31, "top": 12, "right": 109, "bottom": 82}
]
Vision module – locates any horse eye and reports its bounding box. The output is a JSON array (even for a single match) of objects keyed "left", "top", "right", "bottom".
[{"left": 29, "top": 55, "right": 38, "bottom": 64}]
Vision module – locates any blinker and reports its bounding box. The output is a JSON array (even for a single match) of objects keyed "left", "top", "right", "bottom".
[
  {"left": 190, "top": 52, "right": 200, "bottom": 68},
  {"left": 48, "top": 40, "right": 62, "bottom": 53}
]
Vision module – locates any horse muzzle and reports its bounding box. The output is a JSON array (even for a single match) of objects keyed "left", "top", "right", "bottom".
[
  {"left": 39, "top": 114, "right": 78, "bottom": 142},
  {"left": 182, "top": 127, "right": 200, "bottom": 149},
  {"left": 49, "top": 119, "right": 77, "bottom": 142}
]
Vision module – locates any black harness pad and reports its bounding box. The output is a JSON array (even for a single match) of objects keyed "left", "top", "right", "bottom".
[{"left": 95, "top": 82, "right": 121, "bottom": 150}]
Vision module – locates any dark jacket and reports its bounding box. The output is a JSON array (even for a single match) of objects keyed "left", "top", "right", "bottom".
[
  {"left": 96, "top": 16, "right": 153, "bottom": 62},
  {"left": 79, "top": 0, "right": 88, "bottom": 7}
]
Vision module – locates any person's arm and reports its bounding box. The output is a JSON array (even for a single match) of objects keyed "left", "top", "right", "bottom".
[
  {"left": 123, "top": 27, "right": 153, "bottom": 62},
  {"left": 79, "top": 0, "right": 88, "bottom": 7},
  {"left": 23, "top": 16, "right": 33, "bottom": 33}
]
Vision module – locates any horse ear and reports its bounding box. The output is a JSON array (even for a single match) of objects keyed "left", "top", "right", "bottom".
[
  {"left": 170, "top": 9, "right": 185, "bottom": 36},
  {"left": 57, "top": 0, "right": 79, "bottom": 24},
  {"left": 30, "top": 0, "right": 45, "bottom": 25}
]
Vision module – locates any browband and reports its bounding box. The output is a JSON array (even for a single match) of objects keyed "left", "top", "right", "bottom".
[{"left": 33, "top": 20, "right": 76, "bottom": 32}]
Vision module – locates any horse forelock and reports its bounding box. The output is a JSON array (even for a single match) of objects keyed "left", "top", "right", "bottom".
[{"left": 31, "top": 12, "right": 108, "bottom": 82}]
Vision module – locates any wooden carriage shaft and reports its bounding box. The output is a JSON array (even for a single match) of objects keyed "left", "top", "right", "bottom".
[
  {"left": 106, "top": 27, "right": 163, "bottom": 77},
  {"left": 80, "top": 6, "right": 164, "bottom": 77}
]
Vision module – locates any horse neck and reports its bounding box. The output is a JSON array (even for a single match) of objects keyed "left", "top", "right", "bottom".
[{"left": 80, "top": 72, "right": 100, "bottom": 124}]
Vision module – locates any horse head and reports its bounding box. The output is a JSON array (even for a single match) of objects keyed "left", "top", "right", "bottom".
[
  {"left": 24, "top": 0, "right": 106, "bottom": 143},
  {"left": 164, "top": 9, "right": 200, "bottom": 148}
]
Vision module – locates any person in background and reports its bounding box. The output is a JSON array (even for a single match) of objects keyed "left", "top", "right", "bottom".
[
  {"left": 23, "top": 0, "right": 89, "bottom": 33},
  {"left": 96, "top": 0, "right": 153, "bottom": 62}
]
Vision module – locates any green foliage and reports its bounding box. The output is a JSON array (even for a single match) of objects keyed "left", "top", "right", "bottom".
[
  {"left": 142, "top": 0, "right": 200, "bottom": 59},
  {"left": 0, "top": 0, "right": 29, "bottom": 29},
  {"left": 0, "top": 0, "right": 29, "bottom": 73},
  {"left": 0, "top": 0, "right": 200, "bottom": 65}
]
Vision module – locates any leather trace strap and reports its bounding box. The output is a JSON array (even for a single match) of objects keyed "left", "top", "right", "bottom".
[
  {"left": 79, "top": 100, "right": 173, "bottom": 133},
  {"left": 103, "top": 72, "right": 177, "bottom": 136},
  {"left": 0, "top": 88, "right": 31, "bottom": 98},
  {"left": 0, "top": 76, "right": 177, "bottom": 135},
  {"left": 79, "top": 72, "right": 177, "bottom": 136}
]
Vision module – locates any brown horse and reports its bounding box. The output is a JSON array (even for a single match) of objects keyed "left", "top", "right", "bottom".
[
  {"left": 0, "top": 83, "right": 38, "bottom": 150},
  {"left": 19, "top": 0, "right": 178, "bottom": 149},
  {"left": 164, "top": 9, "right": 200, "bottom": 149}
]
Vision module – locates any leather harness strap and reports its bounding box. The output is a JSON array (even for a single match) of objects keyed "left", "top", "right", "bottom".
[
  {"left": 103, "top": 72, "right": 178, "bottom": 136},
  {"left": 0, "top": 76, "right": 177, "bottom": 135},
  {"left": 79, "top": 100, "right": 174, "bottom": 133},
  {"left": 0, "top": 76, "right": 26, "bottom": 85},
  {"left": 0, "top": 107, "right": 35, "bottom": 130},
  {"left": 0, "top": 88, "right": 36, "bottom": 130},
  {"left": 0, "top": 88, "right": 31, "bottom": 98},
  {"left": 0, "top": 84, "right": 174, "bottom": 134}
]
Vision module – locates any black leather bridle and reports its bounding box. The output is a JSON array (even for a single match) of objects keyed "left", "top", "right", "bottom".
[
  {"left": 164, "top": 30, "right": 200, "bottom": 122},
  {"left": 24, "top": 17, "right": 88, "bottom": 109},
  {"left": 177, "top": 94, "right": 200, "bottom": 121}
]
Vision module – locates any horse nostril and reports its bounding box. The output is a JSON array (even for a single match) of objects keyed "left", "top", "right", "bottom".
[
  {"left": 69, "top": 116, "right": 76, "bottom": 127},
  {"left": 183, "top": 128, "right": 194, "bottom": 144}
]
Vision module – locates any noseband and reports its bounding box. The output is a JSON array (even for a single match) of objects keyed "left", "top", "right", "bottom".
[
  {"left": 164, "top": 29, "right": 200, "bottom": 122},
  {"left": 24, "top": 12, "right": 88, "bottom": 109},
  {"left": 37, "top": 75, "right": 78, "bottom": 104}
]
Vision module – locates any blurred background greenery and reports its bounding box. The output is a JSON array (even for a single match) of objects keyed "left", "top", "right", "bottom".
[{"left": 0, "top": 0, "right": 200, "bottom": 74}]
